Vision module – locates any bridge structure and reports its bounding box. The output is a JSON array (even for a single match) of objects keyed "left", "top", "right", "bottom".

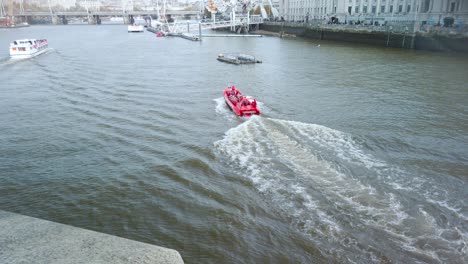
[
  {"left": 21, "top": 10, "right": 201, "bottom": 17},
  {"left": 13, "top": 10, "right": 202, "bottom": 25},
  {"left": 9, "top": 8, "right": 264, "bottom": 33}
]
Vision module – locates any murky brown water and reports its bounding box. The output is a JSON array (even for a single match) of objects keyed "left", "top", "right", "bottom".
[{"left": 1, "top": 25, "right": 467, "bottom": 263}]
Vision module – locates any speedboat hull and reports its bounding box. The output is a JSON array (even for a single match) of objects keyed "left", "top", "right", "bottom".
[{"left": 223, "top": 86, "right": 260, "bottom": 116}]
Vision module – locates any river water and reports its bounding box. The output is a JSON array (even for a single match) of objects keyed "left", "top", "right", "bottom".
[{"left": 0, "top": 25, "right": 467, "bottom": 263}]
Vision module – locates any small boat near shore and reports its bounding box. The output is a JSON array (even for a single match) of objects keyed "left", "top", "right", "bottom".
[
  {"left": 9, "top": 39, "right": 48, "bottom": 59},
  {"left": 224, "top": 86, "right": 261, "bottom": 116},
  {"left": 128, "top": 24, "right": 144, "bottom": 32},
  {"left": 167, "top": 32, "right": 200, "bottom": 41},
  {"left": 217, "top": 53, "right": 262, "bottom": 65},
  {"left": 0, "top": 22, "right": 29, "bottom": 28}
]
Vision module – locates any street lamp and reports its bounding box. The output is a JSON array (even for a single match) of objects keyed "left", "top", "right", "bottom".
[{"left": 413, "top": 0, "right": 420, "bottom": 32}]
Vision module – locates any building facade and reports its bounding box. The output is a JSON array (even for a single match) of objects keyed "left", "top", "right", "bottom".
[
  {"left": 280, "top": 0, "right": 468, "bottom": 26},
  {"left": 27, "top": 0, "right": 77, "bottom": 9},
  {"left": 280, "top": 0, "right": 343, "bottom": 21}
]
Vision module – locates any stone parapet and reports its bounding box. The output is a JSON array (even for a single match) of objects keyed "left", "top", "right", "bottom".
[{"left": 0, "top": 210, "right": 184, "bottom": 264}]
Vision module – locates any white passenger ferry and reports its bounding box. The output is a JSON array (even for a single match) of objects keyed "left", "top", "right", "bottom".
[{"left": 9, "top": 39, "right": 48, "bottom": 59}]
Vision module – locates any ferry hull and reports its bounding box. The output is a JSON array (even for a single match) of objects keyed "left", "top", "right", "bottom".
[
  {"left": 10, "top": 48, "right": 48, "bottom": 59},
  {"left": 9, "top": 39, "right": 49, "bottom": 59}
]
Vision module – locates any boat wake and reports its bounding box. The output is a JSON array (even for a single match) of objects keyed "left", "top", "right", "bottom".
[
  {"left": 0, "top": 56, "right": 9, "bottom": 63},
  {"left": 0, "top": 48, "right": 55, "bottom": 66},
  {"left": 43, "top": 47, "right": 55, "bottom": 54},
  {"left": 214, "top": 116, "right": 467, "bottom": 263}
]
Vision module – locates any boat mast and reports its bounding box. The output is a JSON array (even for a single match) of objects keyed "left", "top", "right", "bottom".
[
  {"left": 156, "top": 0, "right": 160, "bottom": 20},
  {"left": 0, "top": 0, "right": 6, "bottom": 18},
  {"left": 46, "top": 0, "right": 56, "bottom": 23},
  {"left": 122, "top": 0, "right": 126, "bottom": 18},
  {"left": 84, "top": 0, "right": 90, "bottom": 21}
]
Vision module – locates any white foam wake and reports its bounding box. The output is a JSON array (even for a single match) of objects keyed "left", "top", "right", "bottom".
[
  {"left": 214, "top": 116, "right": 467, "bottom": 263},
  {"left": 213, "top": 97, "right": 234, "bottom": 120}
]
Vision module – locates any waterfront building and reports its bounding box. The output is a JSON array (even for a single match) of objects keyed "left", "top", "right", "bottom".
[
  {"left": 280, "top": 0, "right": 468, "bottom": 27},
  {"left": 76, "top": 0, "right": 103, "bottom": 11},
  {"left": 280, "top": 0, "right": 343, "bottom": 21}
]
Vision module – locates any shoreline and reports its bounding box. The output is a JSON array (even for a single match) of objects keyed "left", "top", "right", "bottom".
[{"left": 258, "top": 22, "right": 468, "bottom": 53}]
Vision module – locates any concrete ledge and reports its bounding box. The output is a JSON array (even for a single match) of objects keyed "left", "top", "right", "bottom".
[{"left": 0, "top": 210, "right": 184, "bottom": 264}]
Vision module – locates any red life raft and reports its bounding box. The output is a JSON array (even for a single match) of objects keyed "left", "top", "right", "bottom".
[{"left": 223, "top": 86, "right": 261, "bottom": 116}]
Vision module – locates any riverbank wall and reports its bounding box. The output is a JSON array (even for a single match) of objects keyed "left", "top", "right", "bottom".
[
  {"left": 0, "top": 210, "right": 184, "bottom": 264},
  {"left": 259, "top": 22, "right": 468, "bottom": 53}
]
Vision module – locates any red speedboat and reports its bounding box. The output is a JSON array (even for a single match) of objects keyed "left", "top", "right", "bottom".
[{"left": 223, "top": 86, "right": 261, "bottom": 116}]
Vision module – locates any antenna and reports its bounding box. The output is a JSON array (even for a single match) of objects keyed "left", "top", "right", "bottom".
[{"left": 156, "top": 0, "right": 160, "bottom": 20}]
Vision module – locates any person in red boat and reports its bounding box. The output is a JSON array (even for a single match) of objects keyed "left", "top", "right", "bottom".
[
  {"left": 230, "top": 86, "right": 239, "bottom": 97},
  {"left": 241, "top": 97, "right": 250, "bottom": 106}
]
